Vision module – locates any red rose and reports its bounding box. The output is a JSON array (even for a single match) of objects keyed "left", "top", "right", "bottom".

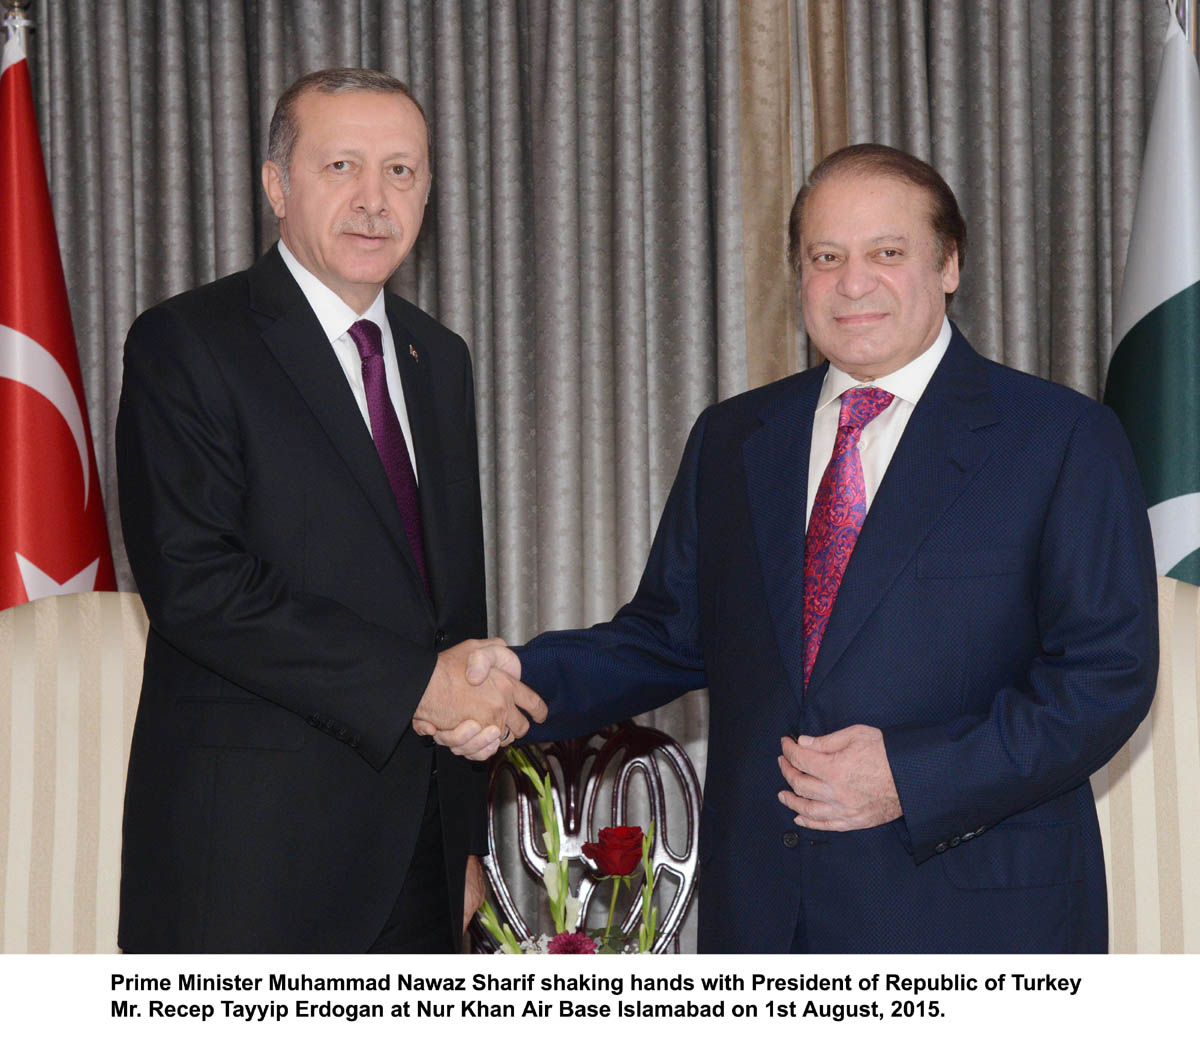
[
  {"left": 582, "top": 825, "right": 645, "bottom": 877},
  {"left": 548, "top": 931, "right": 598, "bottom": 954}
]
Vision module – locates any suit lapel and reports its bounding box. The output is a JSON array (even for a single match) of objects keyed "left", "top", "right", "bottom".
[
  {"left": 743, "top": 368, "right": 824, "bottom": 707},
  {"left": 248, "top": 248, "right": 433, "bottom": 612},
  {"left": 805, "top": 327, "right": 999, "bottom": 696}
]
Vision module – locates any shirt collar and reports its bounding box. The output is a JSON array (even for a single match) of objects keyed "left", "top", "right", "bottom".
[
  {"left": 816, "top": 316, "right": 952, "bottom": 413},
  {"left": 277, "top": 237, "right": 388, "bottom": 343}
]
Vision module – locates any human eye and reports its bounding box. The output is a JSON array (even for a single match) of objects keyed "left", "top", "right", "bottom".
[
  {"left": 328, "top": 159, "right": 351, "bottom": 173},
  {"left": 387, "top": 163, "right": 420, "bottom": 187},
  {"left": 874, "top": 246, "right": 904, "bottom": 261},
  {"left": 809, "top": 251, "right": 840, "bottom": 268}
]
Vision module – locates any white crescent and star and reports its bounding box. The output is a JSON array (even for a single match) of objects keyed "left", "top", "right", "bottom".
[
  {"left": 1, "top": 323, "right": 100, "bottom": 600},
  {"left": 0, "top": 323, "right": 91, "bottom": 506},
  {"left": 15, "top": 553, "right": 100, "bottom": 600}
]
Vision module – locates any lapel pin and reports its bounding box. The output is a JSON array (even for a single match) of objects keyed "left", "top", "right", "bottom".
[{"left": 409, "top": 343, "right": 419, "bottom": 363}]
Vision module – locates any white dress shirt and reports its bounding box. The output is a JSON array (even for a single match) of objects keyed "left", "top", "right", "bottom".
[
  {"left": 277, "top": 238, "right": 419, "bottom": 481},
  {"left": 805, "top": 317, "right": 951, "bottom": 527}
]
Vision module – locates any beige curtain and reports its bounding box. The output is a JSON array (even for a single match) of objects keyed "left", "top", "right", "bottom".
[{"left": 737, "top": 0, "right": 799, "bottom": 386}]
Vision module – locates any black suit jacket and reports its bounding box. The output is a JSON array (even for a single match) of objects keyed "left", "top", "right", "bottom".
[{"left": 116, "top": 245, "right": 489, "bottom": 952}]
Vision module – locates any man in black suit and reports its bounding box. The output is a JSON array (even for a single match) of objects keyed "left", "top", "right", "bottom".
[{"left": 115, "top": 68, "right": 543, "bottom": 953}]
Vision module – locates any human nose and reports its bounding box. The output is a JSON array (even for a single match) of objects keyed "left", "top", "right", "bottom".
[
  {"left": 837, "top": 255, "right": 877, "bottom": 299},
  {"left": 353, "top": 167, "right": 387, "bottom": 215}
]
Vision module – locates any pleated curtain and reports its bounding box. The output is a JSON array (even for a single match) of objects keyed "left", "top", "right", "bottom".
[{"left": 16, "top": 0, "right": 1176, "bottom": 951}]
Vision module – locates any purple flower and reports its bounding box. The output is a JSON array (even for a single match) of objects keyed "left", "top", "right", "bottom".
[{"left": 547, "top": 931, "right": 598, "bottom": 954}]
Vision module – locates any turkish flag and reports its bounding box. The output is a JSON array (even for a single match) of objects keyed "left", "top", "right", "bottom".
[{"left": 0, "top": 29, "right": 116, "bottom": 611}]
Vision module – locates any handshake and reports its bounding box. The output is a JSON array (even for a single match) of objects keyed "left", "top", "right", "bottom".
[{"left": 411, "top": 639, "right": 545, "bottom": 761}]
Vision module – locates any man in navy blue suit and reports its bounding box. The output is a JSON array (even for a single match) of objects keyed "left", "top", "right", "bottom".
[{"left": 426, "top": 144, "right": 1158, "bottom": 953}]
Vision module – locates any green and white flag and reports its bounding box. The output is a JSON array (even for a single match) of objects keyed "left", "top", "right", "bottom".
[{"left": 1105, "top": 18, "right": 1200, "bottom": 586}]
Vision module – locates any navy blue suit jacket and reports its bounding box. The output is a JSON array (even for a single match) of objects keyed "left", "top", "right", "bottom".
[{"left": 520, "top": 325, "right": 1158, "bottom": 953}]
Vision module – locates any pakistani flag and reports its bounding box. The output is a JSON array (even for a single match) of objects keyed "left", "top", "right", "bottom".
[{"left": 1105, "top": 18, "right": 1200, "bottom": 586}]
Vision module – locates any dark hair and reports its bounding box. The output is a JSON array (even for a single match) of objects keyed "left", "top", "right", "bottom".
[
  {"left": 787, "top": 143, "right": 967, "bottom": 293},
  {"left": 266, "top": 68, "right": 429, "bottom": 190}
]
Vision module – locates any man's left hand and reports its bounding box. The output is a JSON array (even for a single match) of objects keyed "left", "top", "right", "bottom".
[
  {"left": 777, "top": 725, "right": 902, "bottom": 830},
  {"left": 463, "top": 854, "right": 485, "bottom": 935}
]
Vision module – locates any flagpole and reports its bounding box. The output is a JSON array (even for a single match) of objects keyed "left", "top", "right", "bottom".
[
  {"left": 2, "top": 2, "right": 32, "bottom": 72},
  {"left": 2, "top": 1, "right": 33, "bottom": 37}
]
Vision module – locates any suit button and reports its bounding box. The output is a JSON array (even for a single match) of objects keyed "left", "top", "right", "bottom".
[
  {"left": 349, "top": 735, "right": 361, "bottom": 749},
  {"left": 434, "top": 629, "right": 448, "bottom": 649},
  {"left": 961, "top": 831, "right": 975, "bottom": 841},
  {"left": 949, "top": 836, "right": 961, "bottom": 847},
  {"left": 782, "top": 831, "right": 799, "bottom": 848},
  {"left": 935, "top": 842, "right": 948, "bottom": 854},
  {"left": 307, "top": 713, "right": 322, "bottom": 728}
]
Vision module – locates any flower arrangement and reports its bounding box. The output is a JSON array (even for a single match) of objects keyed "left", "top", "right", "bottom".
[{"left": 477, "top": 748, "right": 659, "bottom": 954}]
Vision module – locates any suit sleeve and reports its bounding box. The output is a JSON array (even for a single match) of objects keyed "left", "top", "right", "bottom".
[
  {"left": 882, "top": 402, "right": 1159, "bottom": 863},
  {"left": 116, "top": 304, "right": 435, "bottom": 770},
  {"left": 519, "top": 411, "right": 711, "bottom": 740}
]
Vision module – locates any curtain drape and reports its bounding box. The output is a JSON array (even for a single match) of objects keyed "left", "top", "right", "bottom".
[
  {"left": 26, "top": 0, "right": 745, "bottom": 951},
  {"left": 20, "top": 0, "right": 1173, "bottom": 952}
]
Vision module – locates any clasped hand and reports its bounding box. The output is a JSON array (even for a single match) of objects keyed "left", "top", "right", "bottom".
[
  {"left": 411, "top": 639, "right": 542, "bottom": 761},
  {"left": 777, "top": 724, "right": 902, "bottom": 830}
]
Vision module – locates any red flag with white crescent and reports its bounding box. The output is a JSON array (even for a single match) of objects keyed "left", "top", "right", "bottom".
[{"left": 0, "top": 26, "right": 116, "bottom": 610}]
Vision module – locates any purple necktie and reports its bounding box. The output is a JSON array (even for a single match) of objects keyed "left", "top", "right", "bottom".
[
  {"left": 802, "top": 386, "right": 894, "bottom": 689},
  {"left": 347, "top": 319, "right": 429, "bottom": 594}
]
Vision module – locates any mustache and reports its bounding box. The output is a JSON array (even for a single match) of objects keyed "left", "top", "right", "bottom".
[{"left": 335, "top": 217, "right": 398, "bottom": 238}]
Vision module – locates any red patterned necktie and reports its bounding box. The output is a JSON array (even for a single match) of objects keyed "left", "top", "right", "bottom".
[
  {"left": 347, "top": 319, "right": 430, "bottom": 595},
  {"left": 802, "top": 386, "right": 894, "bottom": 689}
]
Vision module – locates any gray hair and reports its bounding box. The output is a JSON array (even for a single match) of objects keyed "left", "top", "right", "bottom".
[{"left": 266, "top": 67, "right": 430, "bottom": 191}]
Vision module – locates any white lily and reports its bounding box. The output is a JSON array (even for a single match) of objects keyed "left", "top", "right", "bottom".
[{"left": 541, "top": 861, "right": 561, "bottom": 902}]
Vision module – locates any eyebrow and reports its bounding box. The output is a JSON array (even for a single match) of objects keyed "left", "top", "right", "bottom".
[
  {"left": 316, "top": 145, "right": 425, "bottom": 160},
  {"left": 806, "top": 234, "right": 912, "bottom": 249}
]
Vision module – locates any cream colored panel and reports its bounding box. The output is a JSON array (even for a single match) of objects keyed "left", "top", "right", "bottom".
[
  {"left": 1094, "top": 576, "right": 1200, "bottom": 953},
  {"left": 0, "top": 592, "right": 147, "bottom": 953},
  {"left": 1169, "top": 580, "right": 1200, "bottom": 951}
]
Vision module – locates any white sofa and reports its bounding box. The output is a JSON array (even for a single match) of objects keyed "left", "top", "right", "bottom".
[{"left": 2, "top": 580, "right": 1197, "bottom": 952}]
